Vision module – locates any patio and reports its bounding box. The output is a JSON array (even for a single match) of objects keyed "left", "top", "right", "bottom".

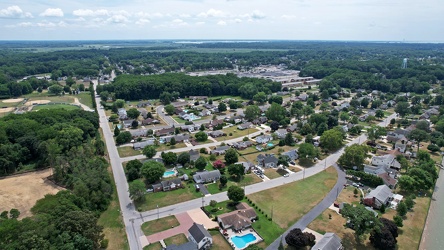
[{"left": 221, "top": 227, "right": 263, "bottom": 250}]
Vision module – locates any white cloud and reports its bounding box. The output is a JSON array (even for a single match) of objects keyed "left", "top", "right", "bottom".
[
  {"left": 16, "top": 22, "right": 33, "bottom": 27},
  {"left": 0, "top": 6, "right": 33, "bottom": 18},
  {"left": 135, "top": 18, "right": 150, "bottom": 25},
  {"left": 281, "top": 14, "right": 297, "bottom": 20},
  {"left": 234, "top": 18, "right": 242, "bottom": 23},
  {"left": 73, "top": 9, "right": 110, "bottom": 17},
  {"left": 251, "top": 10, "right": 266, "bottom": 19},
  {"left": 197, "top": 9, "right": 225, "bottom": 18},
  {"left": 107, "top": 15, "right": 128, "bottom": 24},
  {"left": 217, "top": 20, "right": 227, "bottom": 26},
  {"left": 40, "top": 8, "right": 64, "bottom": 17},
  {"left": 171, "top": 18, "right": 188, "bottom": 26},
  {"left": 13, "top": 21, "right": 66, "bottom": 28},
  {"left": 196, "top": 21, "right": 205, "bottom": 25}
]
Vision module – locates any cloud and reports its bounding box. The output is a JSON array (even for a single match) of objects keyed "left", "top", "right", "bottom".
[
  {"left": 40, "top": 8, "right": 64, "bottom": 17},
  {"left": 73, "top": 9, "right": 109, "bottom": 17},
  {"left": 0, "top": 6, "right": 33, "bottom": 18},
  {"left": 197, "top": 9, "right": 225, "bottom": 18},
  {"left": 217, "top": 20, "right": 227, "bottom": 26},
  {"left": 135, "top": 18, "right": 150, "bottom": 25},
  {"left": 13, "top": 21, "right": 66, "bottom": 28},
  {"left": 234, "top": 18, "right": 242, "bottom": 23},
  {"left": 107, "top": 15, "right": 128, "bottom": 23},
  {"left": 281, "top": 14, "right": 297, "bottom": 20},
  {"left": 240, "top": 10, "right": 266, "bottom": 20},
  {"left": 171, "top": 18, "right": 188, "bottom": 26}
]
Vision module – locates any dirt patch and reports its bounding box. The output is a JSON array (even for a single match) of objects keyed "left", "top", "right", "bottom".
[
  {"left": 0, "top": 107, "right": 14, "bottom": 113},
  {"left": 0, "top": 169, "right": 64, "bottom": 219},
  {"left": 25, "top": 99, "right": 51, "bottom": 106},
  {"left": 2, "top": 98, "right": 24, "bottom": 103}
]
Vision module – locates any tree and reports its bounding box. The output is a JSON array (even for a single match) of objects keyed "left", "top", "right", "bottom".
[
  {"left": 9, "top": 208, "right": 20, "bottom": 219},
  {"left": 199, "top": 124, "right": 205, "bottom": 131},
  {"left": 404, "top": 196, "right": 414, "bottom": 210},
  {"left": 195, "top": 131, "right": 208, "bottom": 142},
  {"left": 161, "top": 152, "right": 177, "bottom": 166},
  {"left": 114, "top": 126, "right": 120, "bottom": 137},
  {"left": 320, "top": 129, "right": 343, "bottom": 151},
  {"left": 225, "top": 148, "right": 238, "bottom": 165},
  {"left": 126, "top": 159, "right": 142, "bottom": 181},
  {"left": 128, "top": 180, "right": 146, "bottom": 201},
  {"left": 367, "top": 126, "right": 386, "bottom": 142},
  {"left": 218, "top": 102, "right": 227, "bottom": 112},
  {"left": 253, "top": 92, "right": 267, "bottom": 104},
  {"left": 159, "top": 92, "right": 173, "bottom": 104},
  {"left": 427, "top": 144, "right": 440, "bottom": 152},
  {"left": 131, "top": 120, "right": 138, "bottom": 129},
  {"left": 48, "top": 84, "right": 63, "bottom": 95},
  {"left": 407, "top": 129, "right": 430, "bottom": 152},
  {"left": 228, "top": 164, "right": 245, "bottom": 180},
  {"left": 416, "top": 120, "right": 430, "bottom": 132},
  {"left": 177, "top": 152, "right": 190, "bottom": 165},
  {"left": 397, "top": 201, "right": 407, "bottom": 217},
  {"left": 212, "top": 159, "right": 225, "bottom": 169},
  {"left": 370, "top": 218, "right": 398, "bottom": 250},
  {"left": 245, "top": 105, "right": 261, "bottom": 121},
  {"left": 266, "top": 103, "right": 287, "bottom": 122},
  {"left": 285, "top": 228, "right": 316, "bottom": 248},
  {"left": 127, "top": 108, "right": 140, "bottom": 119},
  {"left": 164, "top": 104, "right": 175, "bottom": 115},
  {"left": 284, "top": 132, "right": 295, "bottom": 146},
  {"left": 338, "top": 144, "right": 369, "bottom": 169},
  {"left": 395, "top": 102, "right": 410, "bottom": 117},
  {"left": 115, "top": 99, "right": 125, "bottom": 108},
  {"left": 219, "top": 175, "right": 228, "bottom": 187},
  {"left": 227, "top": 185, "right": 244, "bottom": 203},
  {"left": 170, "top": 137, "right": 176, "bottom": 145},
  {"left": 141, "top": 161, "right": 164, "bottom": 183},
  {"left": 66, "top": 77, "right": 76, "bottom": 87},
  {"left": 143, "top": 146, "right": 156, "bottom": 159},
  {"left": 361, "top": 98, "right": 370, "bottom": 108},
  {"left": 268, "top": 95, "right": 283, "bottom": 105},
  {"left": 116, "top": 131, "right": 132, "bottom": 144},
  {"left": 340, "top": 112, "right": 349, "bottom": 123},
  {"left": 298, "top": 143, "right": 318, "bottom": 160},
  {"left": 393, "top": 215, "right": 403, "bottom": 227},
  {"left": 341, "top": 204, "right": 381, "bottom": 236},
  {"left": 270, "top": 121, "right": 279, "bottom": 131},
  {"left": 278, "top": 155, "right": 290, "bottom": 167},
  {"left": 195, "top": 156, "right": 207, "bottom": 171},
  {"left": 375, "top": 109, "right": 384, "bottom": 119}
]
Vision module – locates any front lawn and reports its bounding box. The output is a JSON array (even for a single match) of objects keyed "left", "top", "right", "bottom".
[
  {"left": 215, "top": 126, "right": 260, "bottom": 141},
  {"left": 117, "top": 146, "right": 141, "bottom": 158},
  {"left": 136, "top": 182, "right": 203, "bottom": 211},
  {"left": 205, "top": 173, "right": 263, "bottom": 195},
  {"left": 143, "top": 242, "right": 163, "bottom": 250},
  {"left": 263, "top": 168, "right": 286, "bottom": 179},
  {"left": 141, "top": 215, "right": 180, "bottom": 235},
  {"left": 164, "top": 234, "right": 188, "bottom": 246},
  {"left": 248, "top": 167, "right": 337, "bottom": 229}
]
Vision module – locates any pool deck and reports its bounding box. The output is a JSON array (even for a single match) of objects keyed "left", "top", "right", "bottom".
[{"left": 222, "top": 228, "right": 262, "bottom": 250}]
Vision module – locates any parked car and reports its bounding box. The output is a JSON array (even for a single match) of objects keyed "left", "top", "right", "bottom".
[{"left": 283, "top": 173, "right": 289, "bottom": 177}]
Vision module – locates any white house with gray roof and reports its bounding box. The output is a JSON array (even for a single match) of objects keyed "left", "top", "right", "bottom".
[
  {"left": 193, "top": 170, "right": 221, "bottom": 184},
  {"left": 188, "top": 223, "right": 212, "bottom": 250},
  {"left": 364, "top": 184, "right": 393, "bottom": 209},
  {"left": 311, "top": 233, "right": 343, "bottom": 250}
]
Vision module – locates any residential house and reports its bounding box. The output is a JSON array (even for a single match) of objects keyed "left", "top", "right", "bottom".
[
  {"left": 286, "top": 124, "right": 298, "bottom": 132},
  {"left": 189, "top": 149, "right": 200, "bottom": 162},
  {"left": 142, "top": 118, "right": 159, "bottom": 125},
  {"left": 311, "top": 233, "right": 343, "bottom": 250},
  {"left": 363, "top": 184, "right": 393, "bottom": 209},
  {"left": 118, "top": 108, "right": 128, "bottom": 120},
  {"left": 297, "top": 93, "right": 308, "bottom": 101},
  {"left": 193, "top": 170, "right": 221, "bottom": 184},
  {"left": 155, "top": 127, "right": 175, "bottom": 137},
  {"left": 138, "top": 108, "right": 148, "bottom": 119},
  {"left": 282, "top": 149, "right": 299, "bottom": 161},
  {"left": 217, "top": 203, "right": 257, "bottom": 231},
  {"left": 123, "top": 119, "right": 136, "bottom": 128},
  {"left": 206, "top": 119, "right": 224, "bottom": 129},
  {"left": 130, "top": 129, "right": 148, "bottom": 138},
  {"left": 151, "top": 178, "right": 182, "bottom": 192},
  {"left": 172, "top": 101, "right": 188, "bottom": 108},
  {"left": 188, "top": 223, "right": 212, "bottom": 250},
  {"left": 257, "top": 154, "right": 278, "bottom": 168},
  {"left": 189, "top": 96, "right": 208, "bottom": 101},
  {"left": 210, "top": 146, "right": 230, "bottom": 155},
  {"left": 232, "top": 141, "right": 253, "bottom": 150},
  {"left": 371, "top": 154, "right": 402, "bottom": 170},
  {"left": 160, "top": 134, "right": 190, "bottom": 143},
  {"left": 377, "top": 172, "right": 398, "bottom": 189},
  {"left": 237, "top": 122, "right": 253, "bottom": 130},
  {"left": 208, "top": 130, "right": 226, "bottom": 138},
  {"left": 274, "top": 129, "right": 288, "bottom": 139},
  {"left": 394, "top": 140, "right": 407, "bottom": 153},
  {"left": 174, "top": 108, "right": 184, "bottom": 115},
  {"left": 252, "top": 116, "right": 268, "bottom": 125},
  {"left": 181, "top": 124, "right": 200, "bottom": 133},
  {"left": 364, "top": 165, "right": 398, "bottom": 189},
  {"left": 203, "top": 103, "right": 217, "bottom": 111},
  {"left": 199, "top": 109, "right": 211, "bottom": 117},
  {"left": 335, "top": 102, "right": 350, "bottom": 111},
  {"left": 255, "top": 135, "right": 273, "bottom": 144},
  {"left": 258, "top": 105, "right": 270, "bottom": 113},
  {"left": 133, "top": 140, "right": 155, "bottom": 150},
  {"left": 236, "top": 162, "right": 254, "bottom": 174},
  {"left": 420, "top": 108, "right": 440, "bottom": 120},
  {"left": 136, "top": 101, "right": 151, "bottom": 108},
  {"left": 386, "top": 131, "right": 409, "bottom": 143}
]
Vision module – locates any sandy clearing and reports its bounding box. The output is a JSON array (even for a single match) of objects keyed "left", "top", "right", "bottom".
[
  {"left": 0, "top": 107, "right": 15, "bottom": 113},
  {"left": 25, "top": 99, "right": 51, "bottom": 106},
  {"left": 2, "top": 98, "right": 24, "bottom": 103},
  {"left": 0, "top": 169, "right": 64, "bottom": 219}
]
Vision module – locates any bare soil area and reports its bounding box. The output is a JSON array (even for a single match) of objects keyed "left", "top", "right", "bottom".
[
  {"left": 25, "top": 99, "right": 51, "bottom": 106},
  {"left": 0, "top": 169, "right": 64, "bottom": 218},
  {"left": 0, "top": 107, "right": 15, "bottom": 113},
  {"left": 2, "top": 98, "right": 24, "bottom": 103}
]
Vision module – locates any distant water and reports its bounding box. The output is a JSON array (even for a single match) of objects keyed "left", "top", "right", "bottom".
[{"left": 420, "top": 168, "right": 444, "bottom": 250}]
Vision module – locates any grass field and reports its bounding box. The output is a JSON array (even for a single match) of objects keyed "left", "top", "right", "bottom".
[
  {"left": 210, "top": 230, "right": 232, "bottom": 250},
  {"left": 141, "top": 215, "right": 180, "bottom": 235},
  {"left": 263, "top": 168, "right": 287, "bottom": 179},
  {"left": 205, "top": 173, "right": 263, "bottom": 194},
  {"left": 164, "top": 234, "right": 188, "bottom": 246},
  {"left": 136, "top": 182, "right": 202, "bottom": 211},
  {"left": 77, "top": 92, "right": 94, "bottom": 108},
  {"left": 248, "top": 167, "right": 338, "bottom": 246},
  {"left": 143, "top": 242, "right": 162, "bottom": 250},
  {"left": 215, "top": 126, "right": 260, "bottom": 141},
  {"left": 118, "top": 146, "right": 142, "bottom": 158},
  {"left": 33, "top": 104, "right": 80, "bottom": 111}
]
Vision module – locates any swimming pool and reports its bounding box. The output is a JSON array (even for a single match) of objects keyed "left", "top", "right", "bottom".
[
  {"left": 267, "top": 142, "right": 274, "bottom": 147},
  {"left": 231, "top": 233, "right": 257, "bottom": 249},
  {"left": 163, "top": 170, "right": 176, "bottom": 178}
]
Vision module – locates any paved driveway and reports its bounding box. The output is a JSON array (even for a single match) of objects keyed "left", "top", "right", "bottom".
[{"left": 199, "top": 184, "right": 210, "bottom": 195}]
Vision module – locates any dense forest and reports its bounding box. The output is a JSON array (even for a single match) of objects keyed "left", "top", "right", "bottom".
[
  {"left": 0, "top": 108, "right": 112, "bottom": 249},
  {"left": 98, "top": 73, "right": 282, "bottom": 100}
]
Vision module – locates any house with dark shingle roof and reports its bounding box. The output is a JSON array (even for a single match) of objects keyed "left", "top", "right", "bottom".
[
  {"left": 133, "top": 140, "right": 155, "bottom": 150},
  {"left": 217, "top": 203, "right": 257, "bottom": 231},
  {"left": 257, "top": 154, "right": 278, "bottom": 168},
  {"left": 188, "top": 223, "right": 212, "bottom": 250},
  {"left": 364, "top": 184, "right": 393, "bottom": 209},
  {"left": 210, "top": 146, "right": 230, "bottom": 155},
  {"left": 282, "top": 149, "right": 299, "bottom": 161},
  {"left": 193, "top": 170, "right": 221, "bottom": 184}
]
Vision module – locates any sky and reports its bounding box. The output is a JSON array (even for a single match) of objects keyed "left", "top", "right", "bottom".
[{"left": 0, "top": 0, "right": 443, "bottom": 42}]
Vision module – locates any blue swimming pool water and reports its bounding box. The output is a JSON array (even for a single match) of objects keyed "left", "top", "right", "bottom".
[
  {"left": 163, "top": 170, "right": 175, "bottom": 178},
  {"left": 231, "top": 233, "right": 256, "bottom": 249},
  {"left": 267, "top": 142, "right": 274, "bottom": 147}
]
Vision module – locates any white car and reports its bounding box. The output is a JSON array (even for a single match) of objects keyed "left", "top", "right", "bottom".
[{"left": 283, "top": 173, "right": 289, "bottom": 177}]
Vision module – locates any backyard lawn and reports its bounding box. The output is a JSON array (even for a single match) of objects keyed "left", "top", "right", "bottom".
[
  {"left": 117, "top": 146, "right": 142, "bottom": 158},
  {"left": 210, "top": 230, "right": 232, "bottom": 250},
  {"left": 164, "top": 234, "right": 188, "bottom": 246},
  {"left": 136, "top": 182, "right": 203, "bottom": 211},
  {"left": 215, "top": 126, "right": 260, "bottom": 141},
  {"left": 141, "top": 215, "right": 180, "bottom": 235}
]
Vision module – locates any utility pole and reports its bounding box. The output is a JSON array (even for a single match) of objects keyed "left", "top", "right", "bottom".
[
  {"left": 201, "top": 196, "right": 204, "bottom": 208},
  {"left": 157, "top": 204, "right": 159, "bottom": 219}
]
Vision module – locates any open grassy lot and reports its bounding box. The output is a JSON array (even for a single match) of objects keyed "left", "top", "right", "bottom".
[
  {"left": 210, "top": 230, "right": 232, "bottom": 250},
  {"left": 136, "top": 182, "right": 202, "bottom": 211},
  {"left": 215, "top": 126, "right": 260, "bottom": 141},
  {"left": 382, "top": 196, "right": 430, "bottom": 250},
  {"left": 249, "top": 167, "right": 338, "bottom": 229},
  {"left": 33, "top": 104, "right": 80, "bottom": 111},
  {"left": 205, "top": 173, "right": 263, "bottom": 194},
  {"left": 143, "top": 242, "right": 162, "bottom": 250},
  {"left": 141, "top": 215, "right": 180, "bottom": 235},
  {"left": 117, "top": 146, "right": 142, "bottom": 158},
  {"left": 263, "top": 168, "right": 286, "bottom": 179},
  {"left": 164, "top": 234, "right": 188, "bottom": 246},
  {"left": 77, "top": 92, "right": 94, "bottom": 108},
  {"left": 98, "top": 175, "right": 129, "bottom": 250}
]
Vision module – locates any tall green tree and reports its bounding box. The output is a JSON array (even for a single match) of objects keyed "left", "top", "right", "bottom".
[
  {"left": 141, "top": 161, "right": 164, "bottom": 183},
  {"left": 320, "top": 129, "right": 343, "bottom": 151},
  {"left": 128, "top": 180, "right": 146, "bottom": 202},
  {"left": 338, "top": 144, "right": 369, "bottom": 169},
  {"left": 195, "top": 156, "right": 207, "bottom": 171},
  {"left": 143, "top": 145, "right": 156, "bottom": 158},
  {"left": 227, "top": 185, "right": 244, "bottom": 203},
  {"left": 224, "top": 148, "right": 238, "bottom": 165},
  {"left": 245, "top": 105, "right": 261, "bottom": 121}
]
